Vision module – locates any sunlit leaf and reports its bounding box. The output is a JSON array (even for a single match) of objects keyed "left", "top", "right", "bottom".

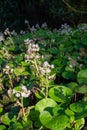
[{"left": 49, "top": 85, "right": 72, "bottom": 103}]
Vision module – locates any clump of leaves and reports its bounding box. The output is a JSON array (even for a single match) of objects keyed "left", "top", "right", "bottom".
[{"left": 0, "top": 23, "right": 87, "bottom": 129}]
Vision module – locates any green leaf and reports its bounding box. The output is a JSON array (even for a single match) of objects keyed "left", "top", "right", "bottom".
[
  {"left": 82, "top": 38, "right": 87, "bottom": 46},
  {"left": 22, "top": 119, "right": 32, "bottom": 129},
  {"left": 0, "top": 125, "right": 6, "bottom": 130},
  {"left": 35, "top": 98, "right": 57, "bottom": 113},
  {"left": 75, "top": 85, "right": 87, "bottom": 94},
  {"left": 70, "top": 101, "right": 87, "bottom": 113},
  {"left": 62, "top": 71, "right": 75, "bottom": 79},
  {"left": 1, "top": 113, "right": 16, "bottom": 125},
  {"left": 50, "top": 47, "right": 59, "bottom": 55},
  {"left": 74, "top": 118, "right": 85, "bottom": 130},
  {"left": 21, "top": 61, "right": 29, "bottom": 66},
  {"left": 43, "top": 54, "right": 52, "bottom": 61},
  {"left": 52, "top": 105, "right": 65, "bottom": 116},
  {"left": 77, "top": 69, "right": 87, "bottom": 84},
  {"left": 49, "top": 85, "right": 72, "bottom": 103},
  {"left": 34, "top": 119, "right": 42, "bottom": 128},
  {"left": 35, "top": 88, "right": 46, "bottom": 99},
  {"left": 67, "top": 82, "right": 78, "bottom": 91},
  {"left": 14, "top": 67, "right": 29, "bottom": 76},
  {"left": 65, "top": 66, "right": 74, "bottom": 72},
  {"left": 70, "top": 101, "right": 87, "bottom": 119},
  {"left": 0, "top": 108, "right": 3, "bottom": 113},
  {"left": 40, "top": 111, "right": 69, "bottom": 130},
  {"left": 1, "top": 113, "right": 11, "bottom": 125},
  {"left": 65, "top": 109, "right": 75, "bottom": 117},
  {"left": 14, "top": 86, "right": 21, "bottom": 91},
  {"left": 12, "top": 122, "right": 23, "bottom": 130}
]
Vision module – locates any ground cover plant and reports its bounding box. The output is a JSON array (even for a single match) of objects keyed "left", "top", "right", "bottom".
[{"left": 0, "top": 22, "right": 87, "bottom": 130}]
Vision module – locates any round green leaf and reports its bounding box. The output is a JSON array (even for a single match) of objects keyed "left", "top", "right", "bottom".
[
  {"left": 35, "top": 98, "right": 57, "bottom": 113},
  {"left": 77, "top": 69, "right": 87, "bottom": 84},
  {"left": 40, "top": 111, "right": 69, "bottom": 130},
  {"left": 49, "top": 86, "right": 72, "bottom": 103}
]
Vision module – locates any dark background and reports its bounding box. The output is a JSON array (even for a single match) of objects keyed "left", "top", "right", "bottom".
[{"left": 0, "top": 0, "right": 87, "bottom": 31}]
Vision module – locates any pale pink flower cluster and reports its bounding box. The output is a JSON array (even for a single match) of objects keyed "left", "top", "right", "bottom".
[
  {"left": 39, "top": 61, "right": 54, "bottom": 75},
  {"left": 30, "top": 22, "right": 48, "bottom": 32},
  {"left": 58, "top": 23, "right": 72, "bottom": 35},
  {"left": 35, "top": 24, "right": 40, "bottom": 29},
  {"left": 3, "top": 65, "right": 13, "bottom": 74},
  {"left": 68, "top": 57, "right": 77, "bottom": 68},
  {"left": 25, "top": 41, "right": 40, "bottom": 61},
  {"left": 20, "top": 30, "right": 25, "bottom": 35},
  {"left": 11, "top": 30, "right": 17, "bottom": 36},
  {"left": 41, "top": 22, "right": 47, "bottom": 28},
  {"left": 13, "top": 85, "right": 30, "bottom": 98},
  {"left": 4, "top": 28, "right": 11, "bottom": 35},
  {"left": 24, "top": 20, "right": 29, "bottom": 24},
  {"left": 24, "top": 38, "right": 34, "bottom": 45},
  {"left": 24, "top": 21, "right": 47, "bottom": 33},
  {"left": 30, "top": 26, "right": 37, "bottom": 32},
  {"left": 0, "top": 32, "right": 4, "bottom": 41}
]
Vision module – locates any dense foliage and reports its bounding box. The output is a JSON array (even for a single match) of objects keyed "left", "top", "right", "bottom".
[{"left": 0, "top": 23, "right": 87, "bottom": 129}]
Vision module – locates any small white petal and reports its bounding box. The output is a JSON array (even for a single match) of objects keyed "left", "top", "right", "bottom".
[
  {"left": 51, "top": 64, "right": 54, "bottom": 68},
  {"left": 21, "top": 85, "right": 27, "bottom": 91},
  {"left": 21, "top": 90, "right": 30, "bottom": 98},
  {"left": 15, "top": 92, "right": 21, "bottom": 97}
]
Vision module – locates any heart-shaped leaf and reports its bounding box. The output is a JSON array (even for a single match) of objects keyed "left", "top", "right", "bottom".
[
  {"left": 35, "top": 98, "right": 57, "bottom": 113},
  {"left": 40, "top": 111, "right": 69, "bottom": 130}
]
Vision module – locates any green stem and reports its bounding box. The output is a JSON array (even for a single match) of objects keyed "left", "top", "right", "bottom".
[
  {"left": 8, "top": 74, "right": 13, "bottom": 88},
  {"left": 34, "top": 59, "right": 40, "bottom": 76},
  {"left": 29, "top": 60, "right": 39, "bottom": 75},
  {"left": 45, "top": 75, "right": 49, "bottom": 98},
  {"left": 21, "top": 97, "right": 25, "bottom": 117}
]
